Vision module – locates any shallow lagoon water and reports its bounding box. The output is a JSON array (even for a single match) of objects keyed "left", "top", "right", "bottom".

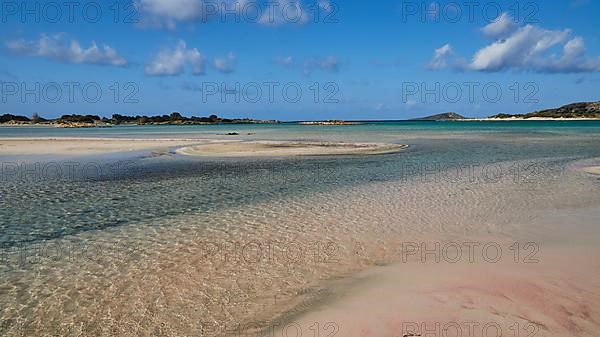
[{"left": 1, "top": 122, "right": 600, "bottom": 336}]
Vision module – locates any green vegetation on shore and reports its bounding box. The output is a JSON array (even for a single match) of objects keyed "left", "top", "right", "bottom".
[
  {"left": 489, "top": 102, "right": 600, "bottom": 119},
  {"left": 0, "top": 112, "right": 278, "bottom": 127},
  {"left": 3, "top": 101, "right": 600, "bottom": 127}
]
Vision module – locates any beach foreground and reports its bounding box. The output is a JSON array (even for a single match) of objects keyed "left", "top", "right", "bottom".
[{"left": 271, "top": 210, "right": 600, "bottom": 337}]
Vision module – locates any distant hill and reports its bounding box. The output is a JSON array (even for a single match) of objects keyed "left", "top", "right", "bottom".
[
  {"left": 413, "top": 112, "right": 466, "bottom": 121},
  {"left": 490, "top": 101, "right": 600, "bottom": 119}
]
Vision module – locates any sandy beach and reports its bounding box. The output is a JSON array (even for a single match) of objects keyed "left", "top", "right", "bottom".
[
  {"left": 271, "top": 209, "right": 600, "bottom": 337},
  {"left": 0, "top": 138, "right": 203, "bottom": 156},
  {"left": 460, "top": 117, "right": 600, "bottom": 121}
]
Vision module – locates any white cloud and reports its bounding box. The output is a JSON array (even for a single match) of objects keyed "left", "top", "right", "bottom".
[
  {"left": 531, "top": 36, "right": 600, "bottom": 73},
  {"left": 137, "top": 0, "right": 204, "bottom": 21},
  {"left": 481, "top": 12, "right": 518, "bottom": 39},
  {"left": 318, "top": 0, "right": 333, "bottom": 12},
  {"left": 303, "top": 56, "right": 340, "bottom": 75},
  {"left": 426, "top": 44, "right": 453, "bottom": 70},
  {"left": 213, "top": 52, "right": 236, "bottom": 73},
  {"left": 273, "top": 55, "right": 340, "bottom": 75},
  {"left": 6, "top": 34, "right": 127, "bottom": 66},
  {"left": 145, "top": 40, "right": 206, "bottom": 76},
  {"left": 258, "top": 0, "right": 310, "bottom": 26},
  {"left": 470, "top": 25, "right": 576, "bottom": 72},
  {"left": 274, "top": 56, "right": 294, "bottom": 66},
  {"left": 135, "top": 0, "right": 249, "bottom": 29},
  {"left": 427, "top": 13, "right": 600, "bottom": 73},
  {"left": 136, "top": 0, "right": 319, "bottom": 28}
]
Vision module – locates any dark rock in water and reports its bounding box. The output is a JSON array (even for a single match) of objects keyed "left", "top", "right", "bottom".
[{"left": 226, "top": 132, "right": 239, "bottom": 135}]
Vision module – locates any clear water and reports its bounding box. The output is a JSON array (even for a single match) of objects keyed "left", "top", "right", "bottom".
[
  {"left": 2, "top": 122, "right": 600, "bottom": 247},
  {"left": 1, "top": 122, "right": 600, "bottom": 336},
  {"left": 2, "top": 120, "right": 600, "bottom": 138}
]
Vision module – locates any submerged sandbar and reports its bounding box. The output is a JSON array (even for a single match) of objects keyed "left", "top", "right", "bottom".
[
  {"left": 176, "top": 141, "right": 408, "bottom": 157},
  {"left": 582, "top": 166, "right": 600, "bottom": 175},
  {"left": 0, "top": 138, "right": 202, "bottom": 156}
]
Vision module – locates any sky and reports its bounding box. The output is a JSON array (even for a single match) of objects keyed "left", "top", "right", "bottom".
[{"left": 1, "top": 0, "right": 599, "bottom": 121}]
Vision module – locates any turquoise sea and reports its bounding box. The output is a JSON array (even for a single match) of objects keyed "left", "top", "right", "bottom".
[
  {"left": 1, "top": 121, "right": 599, "bottom": 246},
  {"left": 2, "top": 120, "right": 600, "bottom": 138}
]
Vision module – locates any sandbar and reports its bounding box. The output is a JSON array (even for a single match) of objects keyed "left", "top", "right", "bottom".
[
  {"left": 0, "top": 138, "right": 206, "bottom": 156},
  {"left": 582, "top": 166, "right": 600, "bottom": 175},
  {"left": 176, "top": 141, "right": 408, "bottom": 157}
]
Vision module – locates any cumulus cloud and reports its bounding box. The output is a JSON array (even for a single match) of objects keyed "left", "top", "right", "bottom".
[
  {"left": 258, "top": 0, "right": 310, "bottom": 26},
  {"left": 303, "top": 56, "right": 340, "bottom": 75},
  {"left": 273, "top": 55, "right": 340, "bottom": 75},
  {"left": 318, "top": 0, "right": 333, "bottom": 12},
  {"left": 426, "top": 44, "right": 454, "bottom": 70},
  {"left": 145, "top": 40, "right": 206, "bottom": 76},
  {"left": 428, "top": 13, "right": 600, "bottom": 73},
  {"left": 138, "top": 0, "right": 204, "bottom": 21},
  {"left": 213, "top": 52, "right": 236, "bottom": 73},
  {"left": 481, "top": 12, "right": 518, "bottom": 39},
  {"left": 5, "top": 34, "right": 127, "bottom": 66},
  {"left": 135, "top": 0, "right": 321, "bottom": 28},
  {"left": 273, "top": 56, "right": 294, "bottom": 67},
  {"left": 135, "top": 0, "right": 227, "bottom": 29}
]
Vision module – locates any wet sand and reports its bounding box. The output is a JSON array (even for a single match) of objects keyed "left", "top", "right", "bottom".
[
  {"left": 176, "top": 141, "right": 408, "bottom": 157},
  {"left": 582, "top": 166, "right": 600, "bottom": 175},
  {"left": 271, "top": 210, "right": 600, "bottom": 337},
  {"left": 0, "top": 138, "right": 201, "bottom": 156}
]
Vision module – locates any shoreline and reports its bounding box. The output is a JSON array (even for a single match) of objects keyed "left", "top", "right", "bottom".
[
  {"left": 459, "top": 117, "right": 600, "bottom": 121},
  {"left": 2, "top": 118, "right": 600, "bottom": 129}
]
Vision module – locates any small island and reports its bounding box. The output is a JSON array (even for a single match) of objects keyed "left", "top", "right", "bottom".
[
  {"left": 411, "top": 112, "right": 466, "bottom": 121},
  {"left": 0, "top": 113, "right": 279, "bottom": 128}
]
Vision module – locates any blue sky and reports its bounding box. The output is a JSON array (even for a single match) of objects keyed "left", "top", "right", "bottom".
[{"left": 1, "top": 0, "right": 599, "bottom": 120}]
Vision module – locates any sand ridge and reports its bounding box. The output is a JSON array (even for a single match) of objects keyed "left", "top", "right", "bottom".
[
  {"left": 0, "top": 138, "right": 208, "bottom": 156},
  {"left": 176, "top": 140, "right": 409, "bottom": 157},
  {"left": 0, "top": 138, "right": 408, "bottom": 157},
  {"left": 582, "top": 166, "right": 600, "bottom": 175}
]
